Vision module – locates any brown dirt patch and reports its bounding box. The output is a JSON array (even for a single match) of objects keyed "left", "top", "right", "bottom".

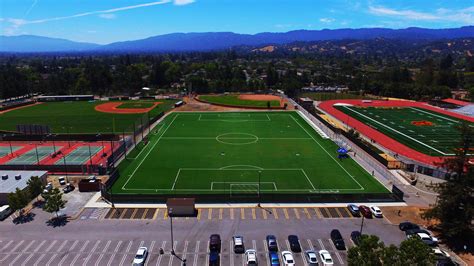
[
  {"left": 0, "top": 102, "right": 42, "bottom": 114},
  {"left": 238, "top": 94, "right": 282, "bottom": 102},
  {"left": 95, "top": 102, "right": 162, "bottom": 114}
]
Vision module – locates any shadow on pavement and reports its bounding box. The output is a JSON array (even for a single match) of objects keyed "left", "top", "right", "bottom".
[
  {"left": 46, "top": 216, "right": 69, "bottom": 227},
  {"left": 13, "top": 212, "right": 36, "bottom": 224}
]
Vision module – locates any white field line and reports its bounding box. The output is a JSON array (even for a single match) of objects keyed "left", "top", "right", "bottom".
[
  {"left": 289, "top": 113, "right": 364, "bottom": 190},
  {"left": 122, "top": 113, "right": 179, "bottom": 190},
  {"left": 342, "top": 106, "right": 450, "bottom": 156},
  {"left": 409, "top": 107, "right": 460, "bottom": 124},
  {"left": 211, "top": 181, "right": 277, "bottom": 191},
  {"left": 161, "top": 137, "right": 312, "bottom": 140}
]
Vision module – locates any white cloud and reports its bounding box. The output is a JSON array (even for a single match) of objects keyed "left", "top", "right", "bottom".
[
  {"left": 174, "top": 0, "right": 195, "bottom": 5},
  {"left": 1, "top": 0, "right": 180, "bottom": 35},
  {"left": 99, "top": 13, "right": 116, "bottom": 19},
  {"left": 320, "top": 18, "right": 335, "bottom": 24},
  {"left": 368, "top": 5, "right": 474, "bottom": 24}
]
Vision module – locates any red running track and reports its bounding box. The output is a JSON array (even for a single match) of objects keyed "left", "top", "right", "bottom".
[{"left": 318, "top": 99, "right": 474, "bottom": 166}]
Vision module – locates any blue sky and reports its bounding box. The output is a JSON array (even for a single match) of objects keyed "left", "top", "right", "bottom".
[{"left": 1, "top": 0, "right": 473, "bottom": 44}]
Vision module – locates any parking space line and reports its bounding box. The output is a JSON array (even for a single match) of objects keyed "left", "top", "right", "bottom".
[
  {"left": 34, "top": 240, "right": 47, "bottom": 252},
  {"left": 144, "top": 241, "right": 155, "bottom": 266},
  {"left": 0, "top": 240, "right": 13, "bottom": 252},
  {"left": 285, "top": 239, "right": 291, "bottom": 251},
  {"left": 300, "top": 250, "right": 308, "bottom": 266},
  {"left": 45, "top": 254, "right": 57, "bottom": 266},
  {"left": 205, "top": 241, "right": 209, "bottom": 266},
  {"left": 304, "top": 208, "right": 311, "bottom": 219},
  {"left": 193, "top": 241, "right": 199, "bottom": 266},
  {"left": 335, "top": 208, "right": 343, "bottom": 218},
  {"left": 342, "top": 208, "right": 352, "bottom": 218},
  {"left": 241, "top": 208, "right": 245, "bottom": 220},
  {"left": 169, "top": 241, "right": 177, "bottom": 266},
  {"left": 164, "top": 209, "right": 168, "bottom": 219},
  {"left": 21, "top": 240, "right": 36, "bottom": 253},
  {"left": 96, "top": 240, "right": 112, "bottom": 266},
  {"left": 70, "top": 241, "right": 87, "bottom": 266},
  {"left": 182, "top": 240, "right": 189, "bottom": 263},
  {"left": 21, "top": 252, "right": 36, "bottom": 266},
  {"left": 252, "top": 209, "right": 256, "bottom": 220},
  {"left": 230, "top": 208, "right": 234, "bottom": 220},
  {"left": 318, "top": 239, "right": 325, "bottom": 250},
  {"left": 119, "top": 241, "right": 133, "bottom": 266},
  {"left": 57, "top": 240, "right": 68, "bottom": 252},
  {"left": 329, "top": 239, "right": 344, "bottom": 264},
  {"left": 262, "top": 209, "right": 267, "bottom": 220},
  {"left": 9, "top": 240, "right": 25, "bottom": 254},
  {"left": 58, "top": 252, "right": 70, "bottom": 266},
  {"left": 83, "top": 240, "right": 101, "bottom": 266},
  {"left": 119, "top": 209, "right": 128, "bottom": 219},
  {"left": 9, "top": 251, "right": 25, "bottom": 266},
  {"left": 208, "top": 208, "right": 212, "bottom": 220},
  {"left": 131, "top": 208, "right": 138, "bottom": 219},
  {"left": 33, "top": 254, "right": 46, "bottom": 266},
  {"left": 219, "top": 208, "right": 223, "bottom": 220},
  {"left": 307, "top": 239, "right": 314, "bottom": 249},
  {"left": 69, "top": 240, "right": 79, "bottom": 251},
  {"left": 252, "top": 240, "right": 256, "bottom": 250},
  {"left": 293, "top": 208, "right": 300, "bottom": 219},
  {"left": 197, "top": 209, "right": 201, "bottom": 220},
  {"left": 142, "top": 208, "right": 149, "bottom": 219},
  {"left": 314, "top": 208, "right": 322, "bottom": 219},
  {"left": 156, "top": 241, "right": 166, "bottom": 266},
  {"left": 272, "top": 208, "right": 278, "bottom": 219},
  {"left": 45, "top": 240, "right": 57, "bottom": 253},
  {"left": 107, "top": 241, "right": 122, "bottom": 266},
  {"left": 283, "top": 208, "right": 289, "bottom": 219}
]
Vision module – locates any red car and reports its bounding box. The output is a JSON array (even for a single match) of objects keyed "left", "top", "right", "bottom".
[{"left": 359, "top": 205, "right": 372, "bottom": 218}]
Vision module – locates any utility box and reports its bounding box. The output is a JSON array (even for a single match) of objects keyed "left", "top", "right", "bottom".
[{"left": 166, "top": 198, "right": 196, "bottom": 217}]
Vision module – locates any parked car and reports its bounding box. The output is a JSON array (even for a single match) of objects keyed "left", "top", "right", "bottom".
[
  {"left": 318, "top": 250, "right": 334, "bottom": 265},
  {"left": 347, "top": 204, "right": 360, "bottom": 216},
  {"left": 209, "top": 251, "right": 220, "bottom": 266},
  {"left": 245, "top": 249, "right": 258, "bottom": 265},
  {"left": 369, "top": 206, "right": 383, "bottom": 218},
  {"left": 209, "top": 234, "right": 221, "bottom": 252},
  {"left": 405, "top": 228, "right": 433, "bottom": 237},
  {"left": 0, "top": 205, "right": 14, "bottom": 221},
  {"left": 58, "top": 176, "right": 66, "bottom": 185},
  {"left": 63, "top": 183, "right": 75, "bottom": 193},
  {"left": 268, "top": 251, "right": 281, "bottom": 266},
  {"left": 281, "top": 251, "right": 295, "bottom": 266},
  {"left": 433, "top": 247, "right": 451, "bottom": 261},
  {"left": 350, "top": 231, "right": 362, "bottom": 246},
  {"left": 358, "top": 205, "right": 372, "bottom": 218},
  {"left": 399, "top": 221, "right": 420, "bottom": 231},
  {"left": 287, "top": 235, "right": 301, "bottom": 253},
  {"left": 266, "top": 235, "right": 278, "bottom": 252},
  {"left": 330, "top": 229, "right": 346, "bottom": 250},
  {"left": 42, "top": 182, "right": 53, "bottom": 194},
  {"left": 305, "top": 250, "right": 319, "bottom": 265},
  {"left": 408, "top": 232, "right": 438, "bottom": 246},
  {"left": 233, "top": 236, "right": 245, "bottom": 253},
  {"left": 132, "top": 247, "right": 148, "bottom": 265}
]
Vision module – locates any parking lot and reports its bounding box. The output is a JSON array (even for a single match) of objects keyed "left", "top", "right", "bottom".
[
  {"left": 0, "top": 237, "right": 348, "bottom": 266},
  {"left": 99, "top": 206, "right": 358, "bottom": 221}
]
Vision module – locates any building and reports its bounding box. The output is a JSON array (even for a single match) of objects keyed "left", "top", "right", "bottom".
[
  {"left": 0, "top": 171, "right": 47, "bottom": 205},
  {"left": 36, "top": 95, "right": 94, "bottom": 102}
]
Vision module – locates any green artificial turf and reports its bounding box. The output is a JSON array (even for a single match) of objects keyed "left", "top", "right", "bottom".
[
  {"left": 111, "top": 111, "right": 388, "bottom": 195},
  {"left": 199, "top": 95, "right": 281, "bottom": 108},
  {"left": 0, "top": 100, "right": 177, "bottom": 134},
  {"left": 335, "top": 106, "right": 474, "bottom": 156},
  {"left": 116, "top": 102, "right": 156, "bottom": 109}
]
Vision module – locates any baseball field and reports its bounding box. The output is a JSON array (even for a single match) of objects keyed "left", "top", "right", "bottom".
[{"left": 111, "top": 111, "right": 388, "bottom": 195}]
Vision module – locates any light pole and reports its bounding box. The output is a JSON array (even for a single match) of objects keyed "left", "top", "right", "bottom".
[
  {"left": 359, "top": 215, "right": 365, "bottom": 234},
  {"left": 258, "top": 170, "right": 262, "bottom": 207},
  {"left": 169, "top": 208, "right": 175, "bottom": 255}
]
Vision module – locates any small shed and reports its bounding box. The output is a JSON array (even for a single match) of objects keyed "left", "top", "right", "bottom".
[{"left": 166, "top": 198, "right": 196, "bottom": 217}]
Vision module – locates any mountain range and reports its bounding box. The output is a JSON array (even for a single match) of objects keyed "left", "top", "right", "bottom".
[{"left": 1, "top": 26, "right": 474, "bottom": 53}]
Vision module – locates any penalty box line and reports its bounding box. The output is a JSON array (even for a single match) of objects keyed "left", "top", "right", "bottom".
[
  {"left": 198, "top": 113, "right": 271, "bottom": 122},
  {"left": 211, "top": 182, "right": 278, "bottom": 191},
  {"left": 171, "top": 168, "right": 316, "bottom": 191}
]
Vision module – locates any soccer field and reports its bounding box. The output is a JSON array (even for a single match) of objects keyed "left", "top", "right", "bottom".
[
  {"left": 111, "top": 111, "right": 388, "bottom": 195},
  {"left": 335, "top": 106, "right": 474, "bottom": 157}
]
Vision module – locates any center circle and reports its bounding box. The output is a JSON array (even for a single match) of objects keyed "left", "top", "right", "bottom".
[{"left": 216, "top": 133, "right": 259, "bottom": 145}]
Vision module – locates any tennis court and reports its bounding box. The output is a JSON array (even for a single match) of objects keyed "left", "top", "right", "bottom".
[
  {"left": 55, "top": 146, "right": 103, "bottom": 165},
  {"left": 0, "top": 146, "right": 22, "bottom": 157},
  {"left": 6, "top": 146, "right": 60, "bottom": 165}
]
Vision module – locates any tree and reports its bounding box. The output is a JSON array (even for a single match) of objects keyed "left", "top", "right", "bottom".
[
  {"left": 348, "top": 235, "right": 434, "bottom": 266},
  {"left": 26, "top": 176, "right": 43, "bottom": 201},
  {"left": 7, "top": 188, "right": 30, "bottom": 215},
  {"left": 422, "top": 122, "right": 474, "bottom": 249},
  {"left": 42, "top": 188, "right": 67, "bottom": 218}
]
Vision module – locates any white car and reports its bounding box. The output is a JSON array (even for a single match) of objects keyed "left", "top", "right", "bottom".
[
  {"left": 132, "top": 247, "right": 148, "bottom": 265},
  {"left": 245, "top": 249, "right": 258, "bottom": 265},
  {"left": 433, "top": 247, "right": 450, "bottom": 259},
  {"left": 409, "top": 232, "right": 438, "bottom": 246},
  {"left": 281, "top": 251, "right": 295, "bottom": 266},
  {"left": 305, "top": 250, "right": 319, "bottom": 265},
  {"left": 369, "top": 205, "right": 383, "bottom": 218},
  {"left": 319, "top": 250, "right": 334, "bottom": 265}
]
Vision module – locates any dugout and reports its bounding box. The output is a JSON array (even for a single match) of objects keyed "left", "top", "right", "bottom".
[
  {"left": 166, "top": 198, "right": 196, "bottom": 217},
  {"left": 37, "top": 95, "right": 94, "bottom": 102}
]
